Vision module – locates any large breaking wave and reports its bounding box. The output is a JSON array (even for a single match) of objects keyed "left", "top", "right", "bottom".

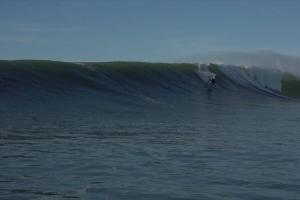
[{"left": 0, "top": 60, "right": 299, "bottom": 103}]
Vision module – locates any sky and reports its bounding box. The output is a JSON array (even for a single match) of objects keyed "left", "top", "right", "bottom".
[{"left": 1, "top": 0, "right": 300, "bottom": 62}]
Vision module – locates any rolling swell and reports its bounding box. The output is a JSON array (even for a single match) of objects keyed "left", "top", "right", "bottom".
[
  {"left": 0, "top": 60, "right": 201, "bottom": 100},
  {"left": 0, "top": 60, "right": 299, "bottom": 101}
]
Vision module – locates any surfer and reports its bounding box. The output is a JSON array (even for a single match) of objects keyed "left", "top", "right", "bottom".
[{"left": 207, "top": 74, "right": 216, "bottom": 92}]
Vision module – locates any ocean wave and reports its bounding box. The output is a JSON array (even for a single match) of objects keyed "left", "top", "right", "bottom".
[{"left": 0, "top": 60, "right": 299, "bottom": 100}]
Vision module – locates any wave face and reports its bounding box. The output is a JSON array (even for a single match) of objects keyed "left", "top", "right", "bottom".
[{"left": 0, "top": 60, "right": 300, "bottom": 103}]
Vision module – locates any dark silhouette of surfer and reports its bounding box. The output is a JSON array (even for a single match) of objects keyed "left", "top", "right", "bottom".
[{"left": 207, "top": 74, "right": 216, "bottom": 92}]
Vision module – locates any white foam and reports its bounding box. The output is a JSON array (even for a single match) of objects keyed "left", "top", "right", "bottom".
[
  {"left": 196, "top": 64, "right": 216, "bottom": 83},
  {"left": 187, "top": 51, "right": 300, "bottom": 77}
]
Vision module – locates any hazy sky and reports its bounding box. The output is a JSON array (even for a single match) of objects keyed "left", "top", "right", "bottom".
[{"left": 1, "top": 0, "right": 300, "bottom": 62}]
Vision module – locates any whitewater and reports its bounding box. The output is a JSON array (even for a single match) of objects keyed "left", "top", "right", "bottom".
[{"left": 1, "top": 60, "right": 300, "bottom": 200}]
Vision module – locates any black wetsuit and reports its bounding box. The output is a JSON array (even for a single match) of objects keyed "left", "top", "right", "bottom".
[
  {"left": 208, "top": 78, "right": 216, "bottom": 86},
  {"left": 211, "top": 79, "right": 216, "bottom": 85}
]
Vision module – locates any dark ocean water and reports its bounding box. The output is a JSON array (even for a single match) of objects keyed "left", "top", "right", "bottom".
[{"left": 1, "top": 61, "right": 300, "bottom": 200}]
